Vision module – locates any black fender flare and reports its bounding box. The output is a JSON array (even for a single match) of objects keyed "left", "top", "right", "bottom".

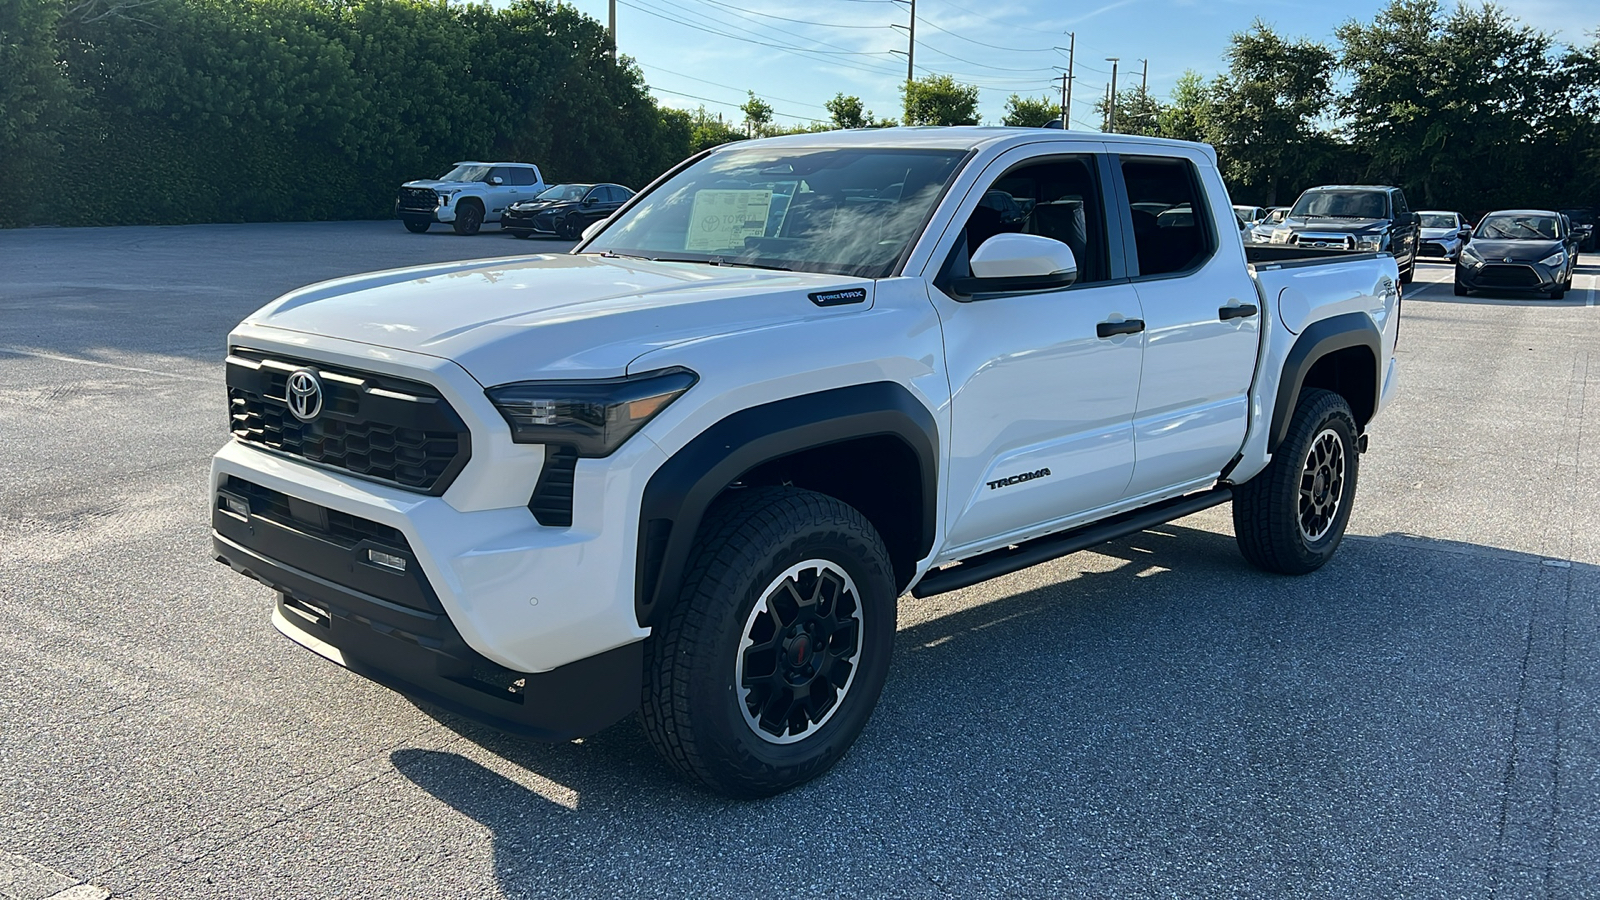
[
  {"left": 1269, "top": 311, "right": 1382, "bottom": 453},
  {"left": 635, "top": 382, "right": 939, "bottom": 629}
]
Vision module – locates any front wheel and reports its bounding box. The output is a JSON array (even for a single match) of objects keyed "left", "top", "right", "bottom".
[
  {"left": 451, "top": 201, "right": 483, "bottom": 235},
  {"left": 558, "top": 216, "right": 583, "bottom": 240},
  {"left": 1398, "top": 262, "right": 1415, "bottom": 285},
  {"left": 640, "top": 487, "right": 896, "bottom": 798},
  {"left": 1549, "top": 284, "right": 1566, "bottom": 300},
  {"left": 1454, "top": 280, "right": 1470, "bottom": 296},
  {"left": 1232, "top": 388, "right": 1359, "bottom": 575}
]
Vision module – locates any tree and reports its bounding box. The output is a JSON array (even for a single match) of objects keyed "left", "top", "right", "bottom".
[
  {"left": 741, "top": 91, "right": 774, "bottom": 137},
  {"left": 1207, "top": 21, "right": 1335, "bottom": 206},
  {"left": 902, "top": 74, "right": 979, "bottom": 126},
  {"left": 826, "top": 93, "right": 867, "bottom": 129},
  {"left": 1002, "top": 94, "right": 1058, "bottom": 127},
  {"left": 0, "top": 0, "right": 80, "bottom": 225},
  {"left": 1159, "top": 71, "right": 1214, "bottom": 143},
  {"left": 1337, "top": 0, "right": 1581, "bottom": 211},
  {"left": 1094, "top": 87, "right": 1165, "bottom": 136}
]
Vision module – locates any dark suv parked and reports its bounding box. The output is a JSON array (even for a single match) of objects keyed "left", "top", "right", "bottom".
[{"left": 1268, "top": 185, "right": 1421, "bottom": 283}]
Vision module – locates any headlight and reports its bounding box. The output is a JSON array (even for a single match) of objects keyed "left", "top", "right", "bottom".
[
  {"left": 437, "top": 193, "right": 453, "bottom": 207},
  {"left": 1356, "top": 234, "right": 1385, "bottom": 252},
  {"left": 1271, "top": 229, "right": 1291, "bottom": 244},
  {"left": 1459, "top": 245, "right": 1483, "bottom": 267},
  {"left": 1538, "top": 250, "right": 1566, "bottom": 268},
  {"left": 486, "top": 368, "right": 698, "bottom": 457}
]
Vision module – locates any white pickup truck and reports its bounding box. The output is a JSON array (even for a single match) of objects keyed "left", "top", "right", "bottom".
[{"left": 213, "top": 129, "right": 1399, "bottom": 797}]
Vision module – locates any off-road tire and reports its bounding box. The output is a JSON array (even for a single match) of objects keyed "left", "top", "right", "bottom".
[
  {"left": 1232, "top": 388, "right": 1359, "bottom": 575},
  {"left": 403, "top": 219, "right": 430, "bottom": 234},
  {"left": 640, "top": 486, "right": 896, "bottom": 798},
  {"left": 452, "top": 201, "right": 483, "bottom": 236}
]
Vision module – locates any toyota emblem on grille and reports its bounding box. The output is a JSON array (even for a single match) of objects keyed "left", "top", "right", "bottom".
[{"left": 286, "top": 368, "right": 324, "bottom": 422}]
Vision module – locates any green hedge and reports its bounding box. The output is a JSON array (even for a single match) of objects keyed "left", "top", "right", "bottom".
[{"left": 2, "top": 0, "right": 695, "bottom": 226}]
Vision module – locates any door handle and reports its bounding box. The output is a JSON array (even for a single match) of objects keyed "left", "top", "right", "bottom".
[
  {"left": 1096, "top": 318, "right": 1145, "bottom": 338},
  {"left": 1219, "top": 303, "right": 1259, "bottom": 320}
]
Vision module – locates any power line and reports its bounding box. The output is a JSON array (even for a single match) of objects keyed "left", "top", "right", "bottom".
[
  {"left": 646, "top": 85, "right": 826, "bottom": 123},
  {"left": 636, "top": 61, "right": 833, "bottom": 111},
  {"left": 913, "top": 16, "right": 1063, "bottom": 52},
  {"left": 649, "top": 0, "right": 893, "bottom": 56},
  {"left": 687, "top": 0, "right": 899, "bottom": 31},
  {"left": 916, "top": 41, "right": 1063, "bottom": 74},
  {"left": 615, "top": 0, "right": 904, "bottom": 78}
]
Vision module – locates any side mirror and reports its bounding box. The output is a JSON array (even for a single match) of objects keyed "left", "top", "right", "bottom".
[
  {"left": 489, "top": 176, "right": 504, "bottom": 186},
  {"left": 954, "top": 233, "right": 1077, "bottom": 297},
  {"left": 582, "top": 196, "right": 597, "bottom": 206}
]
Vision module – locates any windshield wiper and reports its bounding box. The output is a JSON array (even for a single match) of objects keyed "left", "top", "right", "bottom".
[{"left": 647, "top": 256, "right": 793, "bottom": 272}]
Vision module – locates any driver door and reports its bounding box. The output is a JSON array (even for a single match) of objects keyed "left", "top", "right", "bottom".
[{"left": 929, "top": 148, "right": 1147, "bottom": 557}]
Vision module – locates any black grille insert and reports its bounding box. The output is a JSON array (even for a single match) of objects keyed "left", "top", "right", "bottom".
[
  {"left": 222, "top": 475, "right": 406, "bottom": 549},
  {"left": 227, "top": 348, "right": 471, "bottom": 494},
  {"left": 528, "top": 444, "right": 579, "bottom": 527},
  {"left": 1476, "top": 264, "right": 1541, "bottom": 287}
]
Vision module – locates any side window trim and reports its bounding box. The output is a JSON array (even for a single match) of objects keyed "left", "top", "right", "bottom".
[{"left": 1109, "top": 151, "right": 1221, "bottom": 283}]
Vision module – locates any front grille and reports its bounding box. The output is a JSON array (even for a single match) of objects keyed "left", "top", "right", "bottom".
[
  {"left": 1476, "top": 264, "right": 1542, "bottom": 287},
  {"left": 1293, "top": 233, "right": 1355, "bottom": 250},
  {"left": 397, "top": 187, "right": 437, "bottom": 213},
  {"left": 1418, "top": 242, "right": 1447, "bottom": 257},
  {"left": 227, "top": 348, "right": 471, "bottom": 494}
]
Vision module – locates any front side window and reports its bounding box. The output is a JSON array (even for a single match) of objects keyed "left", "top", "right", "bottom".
[
  {"left": 1291, "top": 190, "right": 1388, "bottom": 220},
  {"left": 488, "top": 167, "right": 514, "bottom": 185},
  {"left": 1476, "top": 214, "right": 1560, "bottom": 241},
  {"left": 584, "top": 147, "right": 967, "bottom": 278},
  {"left": 939, "top": 155, "right": 1109, "bottom": 293},
  {"left": 537, "top": 184, "right": 590, "bottom": 201},
  {"left": 1120, "top": 156, "right": 1215, "bottom": 277}
]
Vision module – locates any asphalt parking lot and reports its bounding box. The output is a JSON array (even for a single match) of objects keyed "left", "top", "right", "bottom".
[{"left": 2, "top": 221, "right": 1598, "bottom": 899}]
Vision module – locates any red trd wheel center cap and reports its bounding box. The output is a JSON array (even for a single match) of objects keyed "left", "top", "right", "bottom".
[{"left": 788, "top": 635, "right": 811, "bottom": 668}]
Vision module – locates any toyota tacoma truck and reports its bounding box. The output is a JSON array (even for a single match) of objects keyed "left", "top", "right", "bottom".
[{"left": 213, "top": 129, "right": 1400, "bottom": 798}]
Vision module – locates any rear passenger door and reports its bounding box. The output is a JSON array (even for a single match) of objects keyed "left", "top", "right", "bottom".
[
  {"left": 486, "top": 166, "right": 519, "bottom": 218},
  {"left": 1109, "top": 149, "right": 1260, "bottom": 499}
]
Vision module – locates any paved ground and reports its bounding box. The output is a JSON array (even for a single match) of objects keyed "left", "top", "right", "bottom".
[{"left": 1, "top": 222, "right": 1597, "bottom": 899}]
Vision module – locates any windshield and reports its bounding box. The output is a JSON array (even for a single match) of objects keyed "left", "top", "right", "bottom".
[
  {"left": 1475, "top": 214, "right": 1559, "bottom": 241},
  {"left": 1419, "top": 213, "right": 1456, "bottom": 228},
  {"left": 537, "top": 184, "right": 591, "bottom": 201},
  {"left": 1290, "top": 191, "right": 1388, "bottom": 219},
  {"left": 438, "top": 164, "right": 493, "bottom": 183},
  {"left": 583, "top": 146, "right": 967, "bottom": 278}
]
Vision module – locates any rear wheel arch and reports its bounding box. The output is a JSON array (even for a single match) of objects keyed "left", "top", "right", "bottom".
[
  {"left": 1269, "top": 313, "right": 1381, "bottom": 454},
  {"left": 636, "top": 383, "right": 939, "bottom": 629}
]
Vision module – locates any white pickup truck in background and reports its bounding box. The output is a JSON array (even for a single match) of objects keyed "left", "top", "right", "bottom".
[{"left": 213, "top": 128, "right": 1399, "bottom": 797}]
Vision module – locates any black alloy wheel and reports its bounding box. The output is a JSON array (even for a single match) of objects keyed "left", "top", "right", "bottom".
[
  {"left": 452, "top": 201, "right": 483, "bottom": 236},
  {"left": 640, "top": 486, "right": 896, "bottom": 798},
  {"left": 558, "top": 216, "right": 583, "bottom": 240}
]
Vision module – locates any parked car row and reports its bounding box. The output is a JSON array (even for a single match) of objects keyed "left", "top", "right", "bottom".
[{"left": 394, "top": 161, "right": 635, "bottom": 239}]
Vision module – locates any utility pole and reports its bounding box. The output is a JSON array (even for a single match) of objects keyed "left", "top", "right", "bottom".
[
  {"left": 1106, "top": 57, "right": 1120, "bottom": 133},
  {"left": 608, "top": 0, "right": 616, "bottom": 59},
  {"left": 906, "top": 0, "right": 916, "bottom": 84},
  {"left": 1061, "top": 32, "right": 1075, "bottom": 128},
  {"left": 1140, "top": 58, "right": 1148, "bottom": 94}
]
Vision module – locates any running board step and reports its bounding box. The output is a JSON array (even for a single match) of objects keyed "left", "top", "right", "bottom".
[{"left": 911, "top": 487, "right": 1234, "bottom": 598}]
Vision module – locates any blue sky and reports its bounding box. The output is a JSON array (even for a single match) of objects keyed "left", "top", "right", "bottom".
[{"left": 549, "top": 0, "right": 1596, "bottom": 128}]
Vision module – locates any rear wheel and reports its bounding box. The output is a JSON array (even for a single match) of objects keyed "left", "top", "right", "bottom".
[
  {"left": 403, "top": 219, "right": 430, "bottom": 234},
  {"left": 640, "top": 486, "right": 896, "bottom": 798},
  {"left": 1232, "top": 388, "right": 1359, "bottom": 575},
  {"left": 452, "top": 201, "right": 483, "bottom": 235}
]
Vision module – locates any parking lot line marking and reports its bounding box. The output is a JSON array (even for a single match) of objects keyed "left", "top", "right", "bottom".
[
  {"left": 0, "top": 345, "right": 211, "bottom": 382},
  {"left": 1, "top": 850, "right": 109, "bottom": 900}
]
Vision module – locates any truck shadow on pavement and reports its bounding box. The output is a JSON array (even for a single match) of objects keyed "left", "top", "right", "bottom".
[{"left": 389, "top": 524, "right": 1597, "bottom": 898}]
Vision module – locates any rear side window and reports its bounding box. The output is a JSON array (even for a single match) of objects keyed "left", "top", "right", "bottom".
[
  {"left": 510, "top": 167, "right": 538, "bottom": 186},
  {"left": 1118, "top": 156, "right": 1215, "bottom": 277}
]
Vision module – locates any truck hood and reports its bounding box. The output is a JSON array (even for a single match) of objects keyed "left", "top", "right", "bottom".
[
  {"left": 243, "top": 253, "right": 873, "bottom": 386},
  {"left": 1283, "top": 217, "right": 1389, "bottom": 234},
  {"left": 402, "top": 180, "right": 479, "bottom": 192}
]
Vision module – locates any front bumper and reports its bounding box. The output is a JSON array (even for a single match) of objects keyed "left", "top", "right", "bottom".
[
  {"left": 396, "top": 201, "right": 456, "bottom": 224},
  {"left": 213, "top": 520, "right": 641, "bottom": 740},
  {"left": 1455, "top": 259, "right": 1566, "bottom": 293},
  {"left": 1418, "top": 238, "right": 1461, "bottom": 259},
  {"left": 501, "top": 208, "right": 560, "bottom": 234}
]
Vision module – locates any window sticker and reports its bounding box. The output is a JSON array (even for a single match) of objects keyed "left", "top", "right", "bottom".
[{"left": 686, "top": 189, "right": 774, "bottom": 252}]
